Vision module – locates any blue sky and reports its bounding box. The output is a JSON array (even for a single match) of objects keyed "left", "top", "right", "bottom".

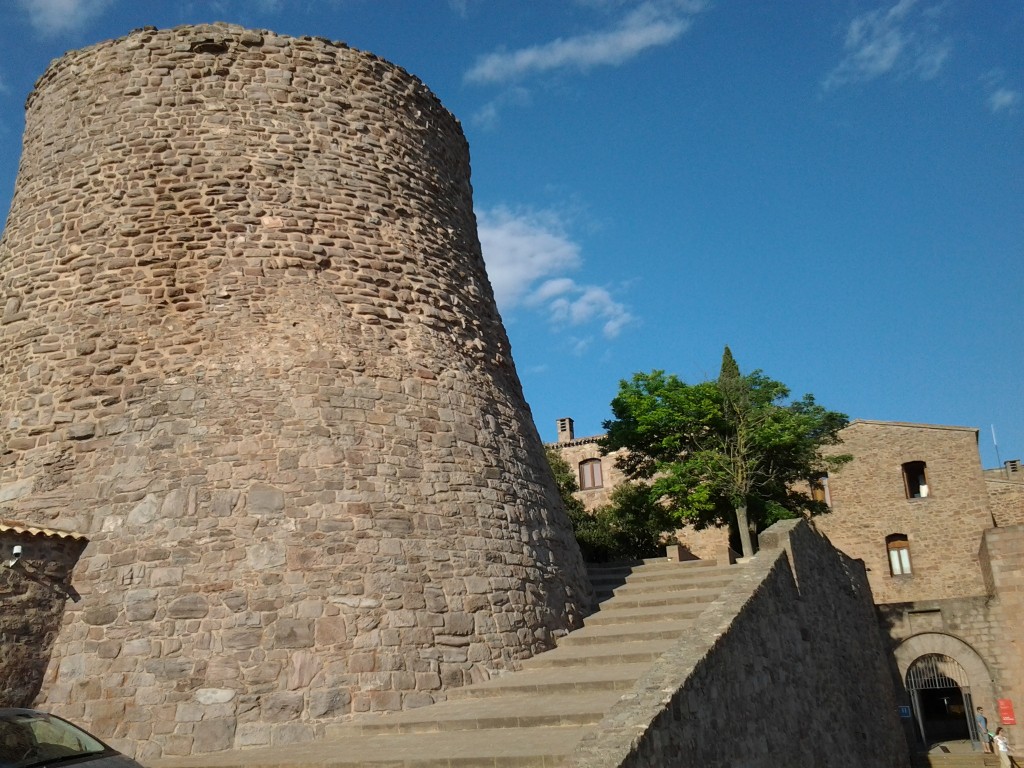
[{"left": 0, "top": 0, "right": 1021, "bottom": 468}]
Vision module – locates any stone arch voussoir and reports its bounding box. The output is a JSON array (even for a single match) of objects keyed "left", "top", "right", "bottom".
[{"left": 894, "top": 632, "right": 997, "bottom": 709}]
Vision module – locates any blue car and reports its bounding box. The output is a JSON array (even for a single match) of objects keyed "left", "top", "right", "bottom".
[{"left": 0, "top": 709, "right": 142, "bottom": 768}]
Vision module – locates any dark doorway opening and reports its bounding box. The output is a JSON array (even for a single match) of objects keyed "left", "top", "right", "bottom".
[
  {"left": 906, "top": 654, "right": 979, "bottom": 751},
  {"left": 915, "top": 686, "right": 970, "bottom": 743}
]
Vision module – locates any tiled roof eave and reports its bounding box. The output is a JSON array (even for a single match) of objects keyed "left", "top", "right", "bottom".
[{"left": 0, "top": 519, "right": 88, "bottom": 541}]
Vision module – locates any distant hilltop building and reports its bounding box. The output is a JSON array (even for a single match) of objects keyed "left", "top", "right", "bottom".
[
  {"left": 550, "top": 416, "right": 1024, "bottom": 751},
  {"left": 0, "top": 23, "right": 589, "bottom": 760}
]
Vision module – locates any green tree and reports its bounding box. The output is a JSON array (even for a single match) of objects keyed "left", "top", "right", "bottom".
[
  {"left": 603, "top": 347, "right": 851, "bottom": 558},
  {"left": 591, "top": 481, "right": 677, "bottom": 561}
]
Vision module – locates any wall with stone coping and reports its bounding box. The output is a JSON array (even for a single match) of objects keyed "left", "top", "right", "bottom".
[
  {"left": 0, "top": 23, "right": 589, "bottom": 761},
  {"left": 570, "top": 519, "right": 910, "bottom": 768}
]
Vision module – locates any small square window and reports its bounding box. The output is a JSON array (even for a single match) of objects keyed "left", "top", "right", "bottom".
[{"left": 902, "top": 461, "right": 929, "bottom": 499}]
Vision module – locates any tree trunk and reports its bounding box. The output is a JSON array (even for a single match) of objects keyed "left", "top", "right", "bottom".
[{"left": 735, "top": 503, "right": 754, "bottom": 558}]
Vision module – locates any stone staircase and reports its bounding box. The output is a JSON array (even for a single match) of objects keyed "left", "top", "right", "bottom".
[
  {"left": 150, "top": 558, "right": 745, "bottom": 768},
  {"left": 911, "top": 754, "right": 999, "bottom": 768}
]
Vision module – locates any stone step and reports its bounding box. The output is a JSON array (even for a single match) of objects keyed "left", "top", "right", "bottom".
[
  {"left": 449, "top": 662, "right": 651, "bottom": 699},
  {"left": 344, "top": 691, "right": 621, "bottom": 735},
  {"left": 588, "top": 568, "right": 738, "bottom": 595},
  {"left": 602, "top": 568, "right": 737, "bottom": 591},
  {"left": 586, "top": 557, "right": 719, "bottom": 575},
  {"left": 581, "top": 601, "right": 709, "bottom": 626},
  {"left": 910, "top": 755, "right": 999, "bottom": 768},
  {"left": 557, "top": 618, "right": 697, "bottom": 646},
  {"left": 520, "top": 639, "right": 677, "bottom": 668},
  {"left": 591, "top": 585, "right": 727, "bottom": 610},
  {"left": 151, "top": 725, "right": 592, "bottom": 768}
]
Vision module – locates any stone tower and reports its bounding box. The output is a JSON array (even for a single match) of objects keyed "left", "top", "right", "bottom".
[{"left": 0, "top": 24, "right": 589, "bottom": 759}]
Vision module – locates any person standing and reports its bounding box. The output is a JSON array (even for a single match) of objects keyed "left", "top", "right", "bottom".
[
  {"left": 993, "top": 727, "right": 1012, "bottom": 768},
  {"left": 978, "top": 707, "right": 992, "bottom": 753}
]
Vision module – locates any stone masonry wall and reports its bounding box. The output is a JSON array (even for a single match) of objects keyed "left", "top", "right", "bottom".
[
  {"left": 0, "top": 527, "right": 87, "bottom": 707},
  {"left": 0, "top": 24, "right": 590, "bottom": 760},
  {"left": 816, "top": 421, "right": 993, "bottom": 603},
  {"left": 979, "top": 526, "right": 1024, "bottom": 748},
  {"left": 570, "top": 519, "right": 909, "bottom": 768},
  {"left": 987, "top": 479, "right": 1024, "bottom": 527}
]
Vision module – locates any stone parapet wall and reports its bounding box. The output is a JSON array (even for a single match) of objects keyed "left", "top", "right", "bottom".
[
  {"left": 0, "top": 23, "right": 589, "bottom": 761},
  {"left": 570, "top": 519, "right": 910, "bottom": 768}
]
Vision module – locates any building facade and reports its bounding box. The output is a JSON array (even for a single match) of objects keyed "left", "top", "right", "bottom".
[
  {"left": 551, "top": 416, "right": 1024, "bottom": 751},
  {"left": 815, "top": 421, "right": 1024, "bottom": 752}
]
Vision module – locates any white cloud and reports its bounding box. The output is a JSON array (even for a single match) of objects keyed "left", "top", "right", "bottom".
[
  {"left": 465, "top": 1, "right": 705, "bottom": 85},
  {"left": 544, "top": 282, "right": 634, "bottom": 338},
  {"left": 477, "top": 207, "right": 581, "bottom": 308},
  {"left": 17, "top": 0, "right": 113, "bottom": 36},
  {"left": 823, "top": 0, "right": 952, "bottom": 90},
  {"left": 988, "top": 87, "right": 1020, "bottom": 113},
  {"left": 471, "top": 87, "right": 531, "bottom": 130},
  {"left": 477, "top": 207, "right": 634, "bottom": 341}
]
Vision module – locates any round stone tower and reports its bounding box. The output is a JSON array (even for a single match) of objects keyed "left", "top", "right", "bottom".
[{"left": 0, "top": 24, "right": 589, "bottom": 759}]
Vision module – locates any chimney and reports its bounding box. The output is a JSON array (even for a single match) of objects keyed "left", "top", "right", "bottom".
[{"left": 556, "top": 417, "right": 575, "bottom": 443}]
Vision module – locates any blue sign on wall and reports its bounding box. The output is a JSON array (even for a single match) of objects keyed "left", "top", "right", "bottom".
[{"left": 898, "top": 706, "right": 912, "bottom": 719}]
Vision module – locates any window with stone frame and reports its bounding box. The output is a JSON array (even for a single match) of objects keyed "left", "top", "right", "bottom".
[
  {"left": 886, "top": 534, "right": 912, "bottom": 576},
  {"left": 579, "top": 458, "right": 603, "bottom": 490},
  {"left": 902, "top": 460, "right": 929, "bottom": 499},
  {"left": 810, "top": 473, "right": 832, "bottom": 508}
]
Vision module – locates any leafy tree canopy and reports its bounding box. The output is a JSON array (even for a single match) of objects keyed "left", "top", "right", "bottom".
[{"left": 602, "top": 347, "right": 851, "bottom": 557}]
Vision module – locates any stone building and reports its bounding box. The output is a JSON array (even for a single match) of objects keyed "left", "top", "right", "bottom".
[
  {"left": 814, "top": 421, "right": 1024, "bottom": 752},
  {"left": 0, "top": 24, "right": 589, "bottom": 761},
  {"left": 550, "top": 417, "right": 732, "bottom": 562},
  {"left": 551, "top": 415, "right": 1024, "bottom": 752}
]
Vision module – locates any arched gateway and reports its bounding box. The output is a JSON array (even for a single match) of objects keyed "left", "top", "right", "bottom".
[{"left": 895, "top": 633, "right": 997, "bottom": 749}]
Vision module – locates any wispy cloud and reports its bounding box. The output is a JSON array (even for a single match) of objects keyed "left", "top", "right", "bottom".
[
  {"left": 465, "top": 1, "right": 706, "bottom": 85},
  {"left": 823, "top": 0, "right": 951, "bottom": 90},
  {"left": 987, "top": 87, "right": 1019, "bottom": 113},
  {"left": 478, "top": 207, "right": 634, "bottom": 341},
  {"left": 980, "top": 70, "right": 1020, "bottom": 114},
  {"left": 471, "top": 87, "right": 531, "bottom": 130},
  {"left": 17, "top": 0, "right": 114, "bottom": 37}
]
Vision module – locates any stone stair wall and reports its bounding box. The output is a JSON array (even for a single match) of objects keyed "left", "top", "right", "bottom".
[
  {"left": 569, "top": 518, "right": 912, "bottom": 768},
  {"left": 149, "top": 518, "right": 913, "bottom": 767},
  {"left": 149, "top": 552, "right": 747, "bottom": 766}
]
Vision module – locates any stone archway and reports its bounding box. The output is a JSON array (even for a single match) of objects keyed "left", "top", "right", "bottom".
[{"left": 894, "top": 633, "right": 997, "bottom": 747}]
